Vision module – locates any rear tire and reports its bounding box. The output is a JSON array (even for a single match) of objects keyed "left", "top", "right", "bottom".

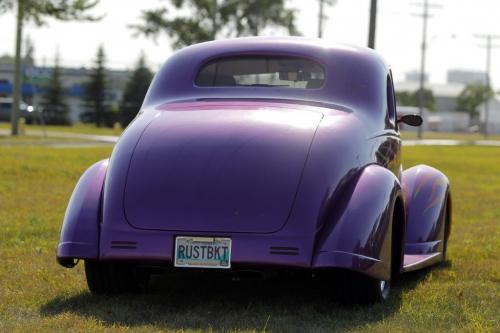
[
  {"left": 333, "top": 199, "right": 401, "bottom": 304},
  {"left": 84, "top": 260, "right": 149, "bottom": 294},
  {"left": 333, "top": 271, "right": 390, "bottom": 304},
  {"left": 442, "top": 198, "right": 450, "bottom": 262}
]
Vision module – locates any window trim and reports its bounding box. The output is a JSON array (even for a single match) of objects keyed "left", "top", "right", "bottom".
[
  {"left": 193, "top": 55, "right": 327, "bottom": 90},
  {"left": 386, "top": 72, "right": 397, "bottom": 128}
]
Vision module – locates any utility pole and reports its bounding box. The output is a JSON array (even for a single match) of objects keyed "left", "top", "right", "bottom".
[
  {"left": 11, "top": 0, "right": 25, "bottom": 136},
  {"left": 367, "top": 0, "right": 377, "bottom": 49},
  {"left": 417, "top": 0, "right": 429, "bottom": 140},
  {"left": 475, "top": 34, "right": 500, "bottom": 138},
  {"left": 318, "top": 0, "right": 325, "bottom": 38},
  {"left": 413, "top": 0, "right": 441, "bottom": 139},
  {"left": 212, "top": 0, "right": 217, "bottom": 40},
  {"left": 317, "top": 0, "right": 336, "bottom": 38}
]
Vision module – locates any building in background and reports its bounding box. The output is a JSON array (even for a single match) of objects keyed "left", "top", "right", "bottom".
[
  {"left": 0, "top": 61, "right": 130, "bottom": 123},
  {"left": 395, "top": 81, "right": 465, "bottom": 113},
  {"left": 447, "top": 69, "right": 488, "bottom": 85},
  {"left": 476, "top": 95, "right": 500, "bottom": 134},
  {"left": 404, "top": 70, "right": 429, "bottom": 83},
  {"left": 395, "top": 70, "right": 475, "bottom": 132}
]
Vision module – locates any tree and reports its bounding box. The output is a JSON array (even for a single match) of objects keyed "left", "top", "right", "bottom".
[
  {"left": 41, "top": 52, "right": 70, "bottom": 125},
  {"left": 395, "top": 91, "right": 413, "bottom": 107},
  {"left": 131, "top": 0, "right": 300, "bottom": 50},
  {"left": 413, "top": 88, "right": 436, "bottom": 112},
  {"left": 456, "top": 83, "right": 493, "bottom": 121},
  {"left": 395, "top": 88, "right": 436, "bottom": 111},
  {"left": 0, "top": 0, "right": 101, "bottom": 135},
  {"left": 82, "top": 45, "right": 109, "bottom": 127},
  {"left": 120, "top": 53, "right": 153, "bottom": 128}
]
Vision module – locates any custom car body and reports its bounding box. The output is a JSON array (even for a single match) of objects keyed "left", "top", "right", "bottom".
[{"left": 57, "top": 37, "right": 451, "bottom": 303}]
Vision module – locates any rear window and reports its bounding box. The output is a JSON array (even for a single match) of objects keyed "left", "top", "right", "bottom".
[{"left": 195, "top": 56, "right": 325, "bottom": 89}]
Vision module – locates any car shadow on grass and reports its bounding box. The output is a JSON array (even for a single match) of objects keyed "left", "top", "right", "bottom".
[{"left": 40, "top": 261, "right": 452, "bottom": 332}]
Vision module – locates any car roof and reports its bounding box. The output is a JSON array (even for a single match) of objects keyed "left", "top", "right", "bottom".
[
  {"left": 179, "top": 36, "right": 386, "bottom": 62},
  {"left": 143, "top": 36, "right": 390, "bottom": 114}
]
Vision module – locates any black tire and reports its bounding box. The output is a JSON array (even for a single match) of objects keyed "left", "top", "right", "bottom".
[
  {"left": 332, "top": 200, "right": 401, "bottom": 304},
  {"left": 333, "top": 271, "right": 390, "bottom": 304},
  {"left": 84, "top": 260, "right": 149, "bottom": 294},
  {"left": 442, "top": 198, "right": 450, "bottom": 262}
]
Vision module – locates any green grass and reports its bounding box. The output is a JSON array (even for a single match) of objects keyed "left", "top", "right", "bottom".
[
  {"left": 0, "top": 145, "right": 498, "bottom": 332},
  {"left": 0, "top": 121, "right": 123, "bottom": 136},
  {"left": 0, "top": 134, "right": 91, "bottom": 145},
  {"left": 400, "top": 130, "right": 500, "bottom": 141}
]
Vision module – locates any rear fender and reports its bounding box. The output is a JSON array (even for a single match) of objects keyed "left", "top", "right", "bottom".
[
  {"left": 402, "top": 164, "right": 450, "bottom": 255},
  {"left": 313, "top": 164, "right": 402, "bottom": 281},
  {"left": 56, "top": 159, "right": 108, "bottom": 267}
]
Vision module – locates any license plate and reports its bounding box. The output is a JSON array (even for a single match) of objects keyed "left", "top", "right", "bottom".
[{"left": 174, "top": 236, "right": 231, "bottom": 269}]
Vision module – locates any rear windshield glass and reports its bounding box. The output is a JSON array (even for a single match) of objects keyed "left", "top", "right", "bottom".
[{"left": 195, "top": 56, "right": 325, "bottom": 89}]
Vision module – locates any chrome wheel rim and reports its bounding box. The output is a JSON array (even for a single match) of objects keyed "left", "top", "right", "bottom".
[{"left": 379, "top": 280, "right": 390, "bottom": 300}]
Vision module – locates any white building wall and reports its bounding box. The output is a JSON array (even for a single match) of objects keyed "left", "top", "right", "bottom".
[{"left": 477, "top": 97, "right": 500, "bottom": 134}]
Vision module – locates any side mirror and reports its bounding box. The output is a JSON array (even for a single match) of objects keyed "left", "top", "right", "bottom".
[{"left": 397, "top": 114, "right": 423, "bottom": 127}]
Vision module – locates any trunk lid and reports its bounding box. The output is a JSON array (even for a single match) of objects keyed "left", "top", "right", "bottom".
[{"left": 123, "top": 102, "right": 323, "bottom": 233}]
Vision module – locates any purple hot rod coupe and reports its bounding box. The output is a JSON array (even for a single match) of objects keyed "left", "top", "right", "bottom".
[{"left": 57, "top": 37, "right": 451, "bottom": 303}]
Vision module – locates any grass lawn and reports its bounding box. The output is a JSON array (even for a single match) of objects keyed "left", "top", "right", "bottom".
[
  {"left": 0, "top": 145, "right": 498, "bottom": 332},
  {"left": 400, "top": 130, "right": 500, "bottom": 141},
  {"left": 0, "top": 121, "right": 123, "bottom": 136},
  {"left": 0, "top": 134, "right": 91, "bottom": 145}
]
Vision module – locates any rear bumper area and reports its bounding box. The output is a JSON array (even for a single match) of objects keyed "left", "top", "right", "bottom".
[
  {"left": 57, "top": 241, "right": 97, "bottom": 265},
  {"left": 58, "top": 224, "right": 387, "bottom": 279},
  {"left": 98, "top": 224, "right": 313, "bottom": 269}
]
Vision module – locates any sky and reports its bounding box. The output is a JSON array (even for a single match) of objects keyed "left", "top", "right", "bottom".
[{"left": 0, "top": 0, "right": 499, "bottom": 87}]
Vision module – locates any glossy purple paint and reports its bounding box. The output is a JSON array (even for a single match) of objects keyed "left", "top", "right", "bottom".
[
  {"left": 402, "top": 165, "right": 451, "bottom": 255},
  {"left": 57, "top": 159, "right": 108, "bottom": 266},
  {"left": 124, "top": 102, "right": 323, "bottom": 233},
  {"left": 313, "top": 165, "right": 401, "bottom": 281},
  {"left": 56, "top": 37, "right": 451, "bottom": 280}
]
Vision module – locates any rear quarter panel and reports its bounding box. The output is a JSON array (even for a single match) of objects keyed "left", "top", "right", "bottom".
[
  {"left": 312, "top": 165, "right": 403, "bottom": 281},
  {"left": 402, "top": 164, "right": 450, "bottom": 255},
  {"left": 57, "top": 159, "right": 108, "bottom": 263}
]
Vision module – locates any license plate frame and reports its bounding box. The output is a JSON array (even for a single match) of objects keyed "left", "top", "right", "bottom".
[{"left": 174, "top": 236, "right": 231, "bottom": 269}]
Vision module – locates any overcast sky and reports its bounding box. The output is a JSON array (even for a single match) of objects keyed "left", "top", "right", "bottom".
[{"left": 0, "top": 0, "right": 499, "bottom": 87}]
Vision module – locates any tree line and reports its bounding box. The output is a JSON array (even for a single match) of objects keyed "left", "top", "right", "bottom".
[
  {"left": 35, "top": 0, "right": 300, "bottom": 128},
  {"left": 41, "top": 46, "right": 153, "bottom": 128},
  {"left": 396, "top": 84, "right": 494, "bottom": 122},
  {"left": 3, "top": 0, "right": 494, "bottom": 130},
  {"left": 1, "top": 0, "right": 302, "bottom": 132}
]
